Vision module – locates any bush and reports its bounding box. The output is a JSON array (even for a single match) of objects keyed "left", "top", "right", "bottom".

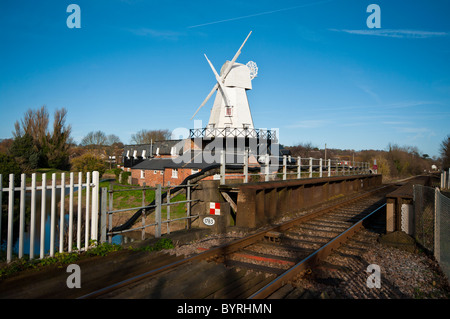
[
  {"left": 0, "top": 153, "right": 22, "bottom": 187},
  {"left": 70, "top": 153, "right": 107, "bottom": 176},
  {"left": 120, "top": 171, "right": 131, "bottom": 185},
  {"left": 112, "top": 168, "right": 122, "bottom": 181}
]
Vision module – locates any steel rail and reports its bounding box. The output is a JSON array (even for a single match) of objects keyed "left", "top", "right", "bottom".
[
  {"left": 248, "top": 203, "right": 387, "bottom": 299},
  {"left": 79, "top": 185, "right": 391, "bottom": 299}
]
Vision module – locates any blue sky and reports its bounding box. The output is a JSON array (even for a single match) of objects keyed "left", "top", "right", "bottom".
[{"left": 0, "top": 0, "right": 449, "bottom": 158}]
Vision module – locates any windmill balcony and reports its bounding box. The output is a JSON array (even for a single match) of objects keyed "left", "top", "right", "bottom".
[{"left": 189, "top": 127, "right": 278, "bottom": 142}]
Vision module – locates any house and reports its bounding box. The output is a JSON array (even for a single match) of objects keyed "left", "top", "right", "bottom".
[{"left": 130, "top": 157, "right": 210, "bottom": 187}]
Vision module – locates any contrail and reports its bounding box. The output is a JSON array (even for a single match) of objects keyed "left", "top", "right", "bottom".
[{"left": 188, "top": 0, "right": 334, "bottom": 29}]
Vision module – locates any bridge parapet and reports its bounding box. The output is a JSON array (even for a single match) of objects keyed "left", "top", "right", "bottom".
[{"left": 222, "top": 174, "right": 382, "bottom": 229}]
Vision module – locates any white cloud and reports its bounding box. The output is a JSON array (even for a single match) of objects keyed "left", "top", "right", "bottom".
[{"left": 127, "top": 28, "right": 183, "bottom": 40}]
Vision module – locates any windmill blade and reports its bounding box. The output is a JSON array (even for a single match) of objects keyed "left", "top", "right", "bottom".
[
  {"left": 221, "top": 31, "right": 252, "bottom": 80},
  {"left": 204, "top": 54, "right": 231, "bottom": 106},
  {"left": 190, "top": 83, "right": 218, "bottom": 120}
]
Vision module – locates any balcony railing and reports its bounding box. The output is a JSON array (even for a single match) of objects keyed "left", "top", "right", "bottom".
[{"left": 189, "top": 127, "right": 277, "bottom": 141}]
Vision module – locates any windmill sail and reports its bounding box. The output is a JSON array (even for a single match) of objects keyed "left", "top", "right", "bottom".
[{"left": 190, "top": 31, "right": 253, "bottom": 120}]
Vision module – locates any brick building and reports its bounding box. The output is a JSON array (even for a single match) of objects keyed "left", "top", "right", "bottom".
[{"left": 130, "top": 158, "right": 210, "bottom": 187}]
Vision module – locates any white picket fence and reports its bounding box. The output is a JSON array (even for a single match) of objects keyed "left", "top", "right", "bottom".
[{"left": 0, "top": 171, "right": 100, "bottom": 263}]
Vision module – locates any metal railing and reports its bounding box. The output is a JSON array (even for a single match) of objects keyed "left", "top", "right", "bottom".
[
  {"left": 0, "top": 171, "right": 100, "bottom": 263},
  {"left": 189, "top": 127, "right": 277, "bottom": 141},
  {"left": 218, "top": 150, "right": 371, "bottom": 184},
  {"left": 101, "top": 182, "right": 199, "bottom": 242}
]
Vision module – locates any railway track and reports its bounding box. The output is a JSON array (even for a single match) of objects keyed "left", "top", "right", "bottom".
[{"left": 80, "top": 185, "right": 395, "bottom": 299}]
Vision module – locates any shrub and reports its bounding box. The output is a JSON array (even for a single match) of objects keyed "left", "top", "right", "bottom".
[
  {"left": 0, "top": 153, "right": 22, "bottom": 187},
  {"left": 70, "top": 153, "right": 107, "bottom": 176}
]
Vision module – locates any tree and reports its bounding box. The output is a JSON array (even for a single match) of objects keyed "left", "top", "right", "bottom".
[
  {"left": 81, "top": 130, "right": 107, "bottom": 148},
  {"left": 440, "top": 135, "right": 450, "bottom": 169},
  {"left": 8, "top": 134, "right": 42, "bottom": 172},
  {"left": 0, "top": 153, "right": 21, "bottom": 187},
  {"left": 130, "top": 129, "right": 171, "bottom": 144},
  {"left": 13, "top": 105, "right": 49, "bottom": 150},
  {"left": 12, "top": 106, "right": 72, "bottom": 170},
  {"left": 45, "top": 108, "right": 72, "bottom": 170}
]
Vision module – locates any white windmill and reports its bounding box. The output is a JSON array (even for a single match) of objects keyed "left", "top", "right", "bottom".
[{"left": 191, "top": 31, "right": 258, "bottom": 133}]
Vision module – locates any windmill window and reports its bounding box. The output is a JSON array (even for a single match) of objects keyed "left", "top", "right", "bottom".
[{"left": 226, "top": 106, "right": 232, "bottom": 116}]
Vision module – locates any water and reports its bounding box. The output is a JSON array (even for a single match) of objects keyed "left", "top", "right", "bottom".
[{"left": 2, "top": 187, "right": 81, "bottom": 257}]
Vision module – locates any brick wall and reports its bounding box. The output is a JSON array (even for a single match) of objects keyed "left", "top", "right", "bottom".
[{"left": 131, "top": 167, "right": 201, "bottom": 187}]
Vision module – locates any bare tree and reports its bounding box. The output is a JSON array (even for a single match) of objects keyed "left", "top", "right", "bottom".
[
  {"left": 13, "top": 105, "right": 49, "bottom": 149},
  {"left": 11, "top": 106, "right": 72, "bottom": 170},
  {"left": 81, "top": 130, "right": 107, "bottom": 148},
  {"left": 130, "top": 129, "right": 171, "bottom": 144},
  {"left": 441, "top": 135, "right": 450, "bottom": 169}
]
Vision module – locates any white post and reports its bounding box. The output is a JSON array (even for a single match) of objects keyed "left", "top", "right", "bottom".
[
  {"left": 283, "top": 155, "right": 287, "bottom": 180},
  {"left": 265, "top": 154, "right": 270, "bottom": 182},
  {"left": 50, "top": 173, "right": 56, "bottom": 257},
  {"left": 155, "top": 184, "right": 162, "bottom": 238},
  {"left": 40, "top": 173, "right": 46, "bottom": 259},
  {"left": 220, "top": 149, "right": 226, "bottom": 185},
  {"left": 244, "top": 150, "right": 249, "bottom": 183},
  {"left": 59, "top": 172, "right": 65, "bottom": 253},
  {"left": 77, "top": 172, "right": 82, "bottom": 250},
  {"left": 91, "top": 171, "right": 100, "bottom": 243},
  {"left": 309, "top": 157, "right": 313, "bottom": 178},
  {"left": 297, "top": 157, "right": 301, "bottom": 179},
  {"left": 85, "top": 172, "right": 90, "bottom": 249},
  {"left": 68, "top": 172, "right": 74, "bottom": 252},
  {"left": 30, "top": 173, "right": 36, "bottom": 260},
  {"left": 18, "top": 174, "right": 25, "bottom": 259},
  {"left": 7, "top": 174, "right": 14, "bottom": 263},
  {"left": 319, "top": 158, "right": 323, "bottom": 178},
  {"left": 328, "top": 159, "right": 331, "bottom": 177}
]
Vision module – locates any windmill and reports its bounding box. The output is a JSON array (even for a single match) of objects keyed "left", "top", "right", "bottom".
[{"left": 191, "top": 31, "right": 258, "bottom": 132}]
